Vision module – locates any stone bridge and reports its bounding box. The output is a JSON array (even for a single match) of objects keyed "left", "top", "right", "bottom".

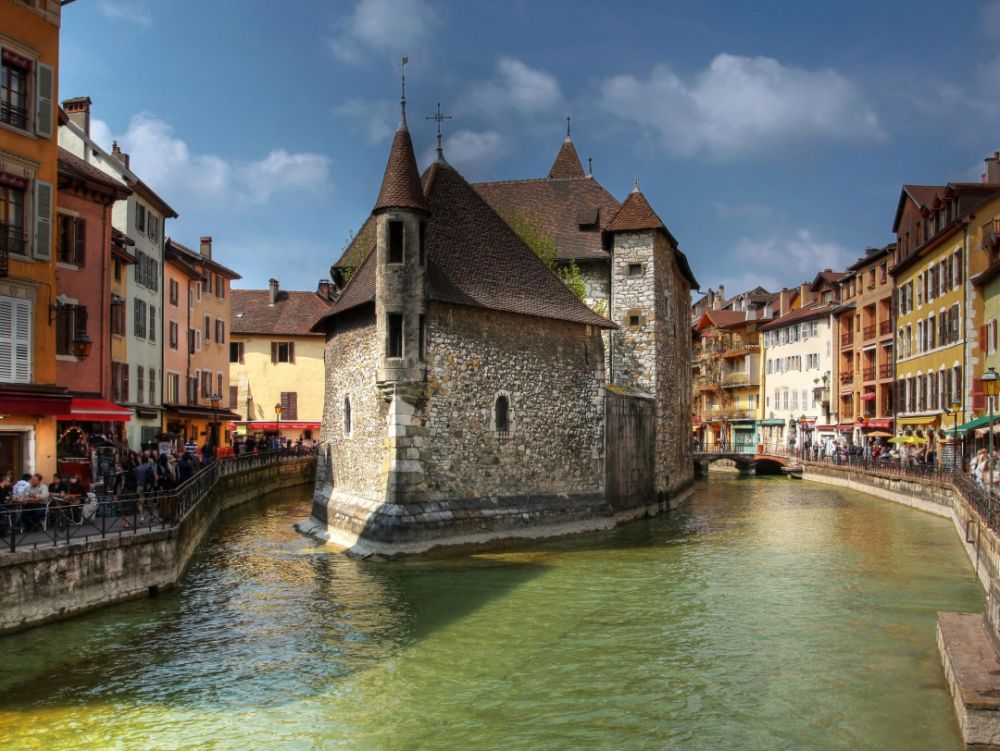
[{"left": 693, "top": 449, "right": 798, "bottom": 476}]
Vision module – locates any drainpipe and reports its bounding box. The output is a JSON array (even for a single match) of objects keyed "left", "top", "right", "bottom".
[{"left": 963, "top": 220, "right": 970, "bottom": 423}]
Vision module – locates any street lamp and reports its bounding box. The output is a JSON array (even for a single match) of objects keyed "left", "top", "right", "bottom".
[
  {"left": 799, "top": 414, "right": 809, "bottom": 459},
  {"left": 274, "top": 402, "right": 282, "bottom": 443},
  {"left": 983, "top": 367, "right": 1000, "bottom": 495},
  {"left": 209, "top": 393, "right": 220, "bottom": 447},
  {"left": 945, "top": 400, "right": 962, "bottom": 471}
]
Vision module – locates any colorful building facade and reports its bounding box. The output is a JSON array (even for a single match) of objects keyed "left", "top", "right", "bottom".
[
  {"left": 0, "top": 0, "right": 70, "bottom": 477},
  {"left": 229, "top": 279, "right": 332, "bottom": 444}
]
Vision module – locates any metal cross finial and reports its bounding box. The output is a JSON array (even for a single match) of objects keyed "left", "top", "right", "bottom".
[
  {"left": 398, "top": 56, "right": 409, "bottom": 127},
  {"left": 587, "top": 156, "right": 592, "bottom": 177},
  {"left": 632, "top": 170, "right": 640, "bottom": 193},
  {"left": 427, "top": 102, "right": 452, "bottom": 160},
  {"left": 566, "top": 115, "right": 571, "bottom": 140}
]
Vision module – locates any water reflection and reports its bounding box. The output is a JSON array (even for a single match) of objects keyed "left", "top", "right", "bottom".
[{"left": 0, "top": 479, "right": 986, "bottom": 750}]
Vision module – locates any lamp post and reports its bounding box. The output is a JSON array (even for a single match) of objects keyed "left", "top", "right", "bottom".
[
  {"left": 274, "top": 402, "right": 282, "bottom": 447},
  {"left": 209, "top": 393, "right": 220, "bottom": 448},
  {"left": 799, "top": 414, "right": 809, "bottom": 459},
  {"left": 945, "top": 401, "right": 962, "bottom": 471},
  {"left": 983, "top": 368, "right": 1000, "bottom": 498}
]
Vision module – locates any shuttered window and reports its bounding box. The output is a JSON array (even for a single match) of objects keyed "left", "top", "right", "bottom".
[
  {"left": 230, "top": 341, "right": 244, "bottom": 363},
  {"left": 271, "top": 341, "right": 294, "bottom": 363},
  {"left": 0, "top": 295, "right": 31, "bottom": 383},
  {"left": 149, "top": 306, "right": 156, "bottom": 343},
  {"left": 169, "top": 321, "right": 178, "bottom": 349},
  {"left": 57, "top": 215, "right": 86, "bottom": 265},
  {"left": 136, "top": 366, "right": 145, "bottom": 404},
  {"left": 229, "top": 385, "right": 238, "bottom": 409},
  {"left": 280, "top": 391, "right": 298, "bottom": 420},
  {"left": 34, "top": 62, "right": 53, "bottom": 138},
  {"left": 33, "top": 179, "right": 51, "bottom": 260},
  {"left": 134, "top": 299, "right": 147, "bottom": 339},
  {"left": 215, "top": 318, "right": 224, "bottom": 344}
]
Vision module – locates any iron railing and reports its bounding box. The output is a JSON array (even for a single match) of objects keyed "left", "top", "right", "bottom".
[
  {"left": 0, "top": 447, "right": 315, "bottom": 553},
  {"left": 0, "top": 101, "right": 28, "bottom": 130}
]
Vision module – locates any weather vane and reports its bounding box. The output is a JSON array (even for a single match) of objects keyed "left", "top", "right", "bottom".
[{"left": 427, "top": 102, "right": 452, "bottom": 159}]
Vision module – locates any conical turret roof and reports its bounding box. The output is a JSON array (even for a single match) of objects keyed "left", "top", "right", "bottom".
[
  {"left": 607, "top": 188, "right": 665, "bottom": 232},
  {"left": 373, "top": 118, "right": 429, "bottom": 214},
  {"left": 548, "top": 138, "right": 586, "bottom": 180}
]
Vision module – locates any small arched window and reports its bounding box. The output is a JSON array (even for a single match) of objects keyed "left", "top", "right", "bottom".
[
  {"left": 343, "top": 395, "right": 352, "bottom": 436},
  {"left": 495, "top": 394, "right": 509, "bottom": 436}
]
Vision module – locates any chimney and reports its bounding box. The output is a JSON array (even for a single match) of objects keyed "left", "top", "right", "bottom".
[
  {"left": 111, "top": 140, "right": 129, "bottom": 169},
  {"left": 985, "top": 151, "right": 1000, "bottom": 184},
  {"left": 199, "top": 236, "right": 213, "bottom": 259},
  {"left": 62, "top": 96, "right": 92, "bottom": 136},
  {"left": 317, "top": 279, "right": 332, "bottom": 301},
  {"left": 779, "top": 289, "right": 792, "bottom": 316},
  {"left": 268, "top": 278, "right": 279, "bottom": 305},
  {"left": 799, "top": 282, "right": 812, "bottom": 306},
  {"left": 717, "top": 284, "right": 725, "bottom": 303}
]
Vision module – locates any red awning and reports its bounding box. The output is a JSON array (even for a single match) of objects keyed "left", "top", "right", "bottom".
[
  {"left": 229, "top": 420, "right": 321, "bottom": 430},
  {"left": 0, "top": 392, "right": 73, "bottom": 416},
  {"left": 56, "top": 398, "right": 132, "bottom": 422},
  {"left": 860, "top": 392, "right": 877, "bottom": 401}
]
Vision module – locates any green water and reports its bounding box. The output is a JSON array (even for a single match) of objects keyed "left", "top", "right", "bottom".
[{"left": 0, "top": 478, "right": 985, "bottom": 750}]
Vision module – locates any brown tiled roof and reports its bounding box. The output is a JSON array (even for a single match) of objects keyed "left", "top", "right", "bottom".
[
  {"left": 333, "top": 215, "right": 375, "bottom": 270},
  {"left": 695, "top": 310, "right": 747, "bottom": 331},
  {"left": 373, "top": 122, "right": 428, "bottom": 214},
  {"left": 758, "top": 301, "right": 838, "bottom": 331},
  {"left": 57, "top": 147, "right": 131, "bottom": 198},
  {"left": 317, "top": 160, "right": 614, "bottom": 330},
  {"left": 810, "top": 269, "right": 846, "bottom": 290},
  {"left": 548, "top": 139, "right": 586, "bottom": 179},
  {"left": 232, "top": 288, "right": 332, "bottom": 337},
  {"left": 473, "top": 176, "right": 619, "bottom": 261},
  {"left": 607, "top": 189, "right": 666, "bottom": 232}
]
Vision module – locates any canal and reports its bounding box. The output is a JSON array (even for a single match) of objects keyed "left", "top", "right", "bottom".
[{"left": 0, "top": 477, "right": 984, "bottom": 750}]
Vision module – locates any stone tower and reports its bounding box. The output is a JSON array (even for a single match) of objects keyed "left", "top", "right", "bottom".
[
  {"left": 373, "top": 104, "right": 429, "bottom": 389},
  {"left": 608, "top": 184, "right": 695, "bottom": 501}
]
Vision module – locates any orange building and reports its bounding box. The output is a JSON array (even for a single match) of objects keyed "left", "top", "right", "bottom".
[
  {"left": 0, "top": 1, "right": 70, "bottom": 477},
  {"left": 162, "top": 237, "right": 240, "bottom": 448}
]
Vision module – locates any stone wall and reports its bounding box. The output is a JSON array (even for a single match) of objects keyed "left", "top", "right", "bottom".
[
  {"left": 610, "top": 231, "right": 657, "bottom": 388},
  {"left": 421, "top": 303, "right": 606, "bottom": 501},
  {"left": 1, "top": 458, "right": 315, "bottom": 635},
  {"left": 654, "top": 233, "right": 694, "bottom": 497},
  {"left": 316, "top": 307, "right": 387, "bottom": 505}
]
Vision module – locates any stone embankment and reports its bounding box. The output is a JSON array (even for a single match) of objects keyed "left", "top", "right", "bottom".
[
  {"left": 0, "top": 455, "right": 315, "bottom": 636},
  {"left": 801, "top": 461, "right": 1000, "bottom": 746}
]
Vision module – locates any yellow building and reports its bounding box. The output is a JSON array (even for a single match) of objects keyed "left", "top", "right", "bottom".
[
  {"left": 229, "top": 279, "right": 332, "bottom": 445},
  {"left": 892, "top": 176, "right": 1000, "bottom": 446},
  {"left": 0, "top": 0, "right": 69, "bottom": 477}
]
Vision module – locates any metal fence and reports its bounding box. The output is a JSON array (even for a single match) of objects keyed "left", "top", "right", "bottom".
[{"left": 0, "top": 447, "right": 315, "bottom": 553}]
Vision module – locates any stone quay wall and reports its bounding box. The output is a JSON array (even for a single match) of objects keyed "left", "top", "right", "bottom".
[{"left": 0, "top": 458, "right": 315, "bottom": 636}]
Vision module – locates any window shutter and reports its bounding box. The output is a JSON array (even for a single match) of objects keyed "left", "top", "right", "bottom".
[
  {"left": 289, "top": 391, "right": 298, "bottom": 420},
  {"left": 981, "top": 325, "right": 988, "bottom": 353},
  {"left": 0, "top": 298, "right": 12, "bottom": 382},
  {"left": 974, "top": 378, "right": 987, "bottom": 411},
  {"left": 75, "top": 218, "right": 86, "bottom": 265},
  {"left": 229, "top": 385, "right": 238, "bottom": 409},
  {"left": 12, "top": 298, "right": 31, "bottom": 383},
  {"left": 271, "top": 342, "right": 277, "bottom": 364},
  {"left": 35, "top": 62, "right": 54, "bottom": 138},
  {"left": 123, "top": 362, "right": 130, "bottom": 402},
  {"left": 289, "top": 341, "right": 295, "bottom": 363},
  {"left": 33, "top": 180, "right": 52, "bottom": 260}
]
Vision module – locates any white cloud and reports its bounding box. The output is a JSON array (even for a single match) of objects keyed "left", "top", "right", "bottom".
[
  {"left": 97, "top": 0, "right": 152, "bottom": 28},
  {"left": 328, "top": 0, "right": 436, "bottom": 64},
  {"left": 717, "top": 229, "right": 854, "bottom": 292},
  {"left": 422, "top": 129, "right": 506, "bottom": 179},
  {"left": 335, "top": 98, "right": 397, "bottom": 144},
  {"left": 598, "top": 54, "right": 884, "bottom": 161},
  {"left": 464, "top": 58, "right": 563, "bottom": 117},
  {"left": 96, "top": 112, "right": 331, "bottom": 207}
]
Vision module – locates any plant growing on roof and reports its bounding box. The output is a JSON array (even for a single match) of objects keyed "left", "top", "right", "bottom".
[{"left": 503, "top": 210, "right": 587, "bottom": 303}]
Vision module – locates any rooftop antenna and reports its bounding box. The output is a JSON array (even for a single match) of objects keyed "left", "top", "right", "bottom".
[
  {"left": 566, "top": 115, "right": 571, "bottom": 141},
  {"left": 398, "top": 56, "right": 409, "bottom": 128},
  {"left": 426, "top": 102, "right": 452, "bottom": 161}
]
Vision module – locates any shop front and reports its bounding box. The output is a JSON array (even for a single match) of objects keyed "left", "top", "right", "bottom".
[
  {"left": 229, "top": 420, "right": 320, "bottom": 450},
  {"left": 164, "top": 405, "right": 243, "bottom": 452},
  {"left": 55, "top": 397, "right": 132, "bottom": 485},
  {"left": 0, "top": 385, "right": 72, "bottom": 477}
]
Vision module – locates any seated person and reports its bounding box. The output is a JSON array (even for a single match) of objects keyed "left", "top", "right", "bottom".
[
  {"left": 21, "top": 474, "right": 50, "bottom": 531},
  {"left": 48, "top": 473, "right": 69, "bottom": 496}
]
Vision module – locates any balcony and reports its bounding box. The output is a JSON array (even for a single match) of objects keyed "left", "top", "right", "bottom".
[
  {"left": 879, "top": 320, "right": 891, "bottom": 336},
  {"left": 841, "top": 332, "right": 854, "bottom": 347},
  {"left": 840, "top": 372, "right": 854, "bottom": 385},
  {"left": 0, "top": 222, "right": 27, "bottom": 259},
  {"left": 863, "top": 325, "right": 875, "bottom": 341},
  {"left": 722, "top": 372, "right": 760, "bottom": 388},
  {"left": 879, "top": 363, "right": 893, "bottom": 379},
  {"left": 720, "top": 342, "right": 759, "bottom": 358},
  {"left": 862, "top": 367, "right": 875, "bottom": 382},
  {"left": 982, "top": 218, "right": 1000, "bottom": 252},
  {"left": 0, "top": 101, "right": 28, "bottom": 131},
  {"left": 813, "top": 387, "right": 830, "bottom": 404}
]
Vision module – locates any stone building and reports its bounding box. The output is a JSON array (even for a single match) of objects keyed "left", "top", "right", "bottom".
[{"left": 308, "top": 99, "right": 697, "bottom": 555}]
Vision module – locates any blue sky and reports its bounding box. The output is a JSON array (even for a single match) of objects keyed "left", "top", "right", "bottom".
[{"left": 58, "top": 0, "right": 1000, "bottom": 294}]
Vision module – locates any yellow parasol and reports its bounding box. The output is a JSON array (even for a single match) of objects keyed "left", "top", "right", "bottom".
[
  {"left": 903, "top": 435, "right": 928, "bottom": 444},
  {"left": 868, "top": 431, "right": 894, "bottom": 438}
]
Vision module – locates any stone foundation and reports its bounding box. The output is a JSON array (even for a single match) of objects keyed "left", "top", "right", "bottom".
[{"left": 938, "top": 613, "right": 1000, "bottom": 748}]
